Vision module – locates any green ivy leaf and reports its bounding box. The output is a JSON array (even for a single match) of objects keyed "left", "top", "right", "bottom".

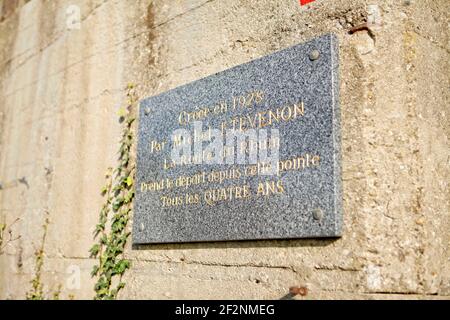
[
  {"left": 126, "top": 176, "right": 133, "bottom": 187},
  {"left": 94, "top": 223, "right": 105, "bottom": 236},
  {"left": 114, "top": 259, "right": 130, "bottom": 275},
  {"left": 100, "top": 235, "right": 108, "bottom": 245},
  {"left": 101, "top": 185, "right": 108, "bottom": 195},
  {"left": 89, "top": 244, "right": 100, "bottom": 258},
  {"left": 91, "top": 265, "right": 99, "bottom": 277}
]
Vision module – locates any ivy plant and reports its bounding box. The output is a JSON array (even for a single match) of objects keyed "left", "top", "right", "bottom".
[{"left": 90, "top": 84, "right": 137, "bottom": 300}]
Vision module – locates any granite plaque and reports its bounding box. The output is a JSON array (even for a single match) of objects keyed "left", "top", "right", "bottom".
[{"left": 133, "top": 33, "right": 341, "bottom": 244}]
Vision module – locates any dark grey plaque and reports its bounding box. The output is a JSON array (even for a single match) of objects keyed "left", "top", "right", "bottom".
[{"left": 133, "top": 33, "right": 341, "bottom": 244}]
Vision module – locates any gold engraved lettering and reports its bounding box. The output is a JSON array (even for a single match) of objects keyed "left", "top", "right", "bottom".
[{"left": 256, "top": 180, "right": 284, "bottom": 197}]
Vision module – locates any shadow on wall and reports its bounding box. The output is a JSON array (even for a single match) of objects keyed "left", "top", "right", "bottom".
[{"left": 132, "top": 237, "right": 338, "bottom": 251}]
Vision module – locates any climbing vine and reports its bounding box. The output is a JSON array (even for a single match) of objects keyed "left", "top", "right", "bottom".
[
  {"left": 90, "top": 84, "right": 137, "bottom": 300},
  {"left": 26, "top": 213, "right": 49, "bottom": 300}
]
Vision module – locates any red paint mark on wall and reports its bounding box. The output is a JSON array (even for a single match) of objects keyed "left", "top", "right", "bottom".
[{"left": 300, "top": 0, "right": 316, "bottom": 5}]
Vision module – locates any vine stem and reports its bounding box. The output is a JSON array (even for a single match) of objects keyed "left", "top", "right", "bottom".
[{"left": 0, "top": 218, "right": 21, "bottom": 254}]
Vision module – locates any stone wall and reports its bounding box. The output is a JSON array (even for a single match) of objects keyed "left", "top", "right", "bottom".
[{"left": 0, "top": 0, "right": 448, "bottom": 299}]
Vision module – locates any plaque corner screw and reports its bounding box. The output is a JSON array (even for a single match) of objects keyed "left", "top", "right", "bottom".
[
  {"left": 313, "top": 208, "right": 324, "bottom": 221},
  {"left": 309, "top": 49, "right": 320, "bottom": 61},
  {"left": 139, "top": 223, "right": 145, "bottom": 232},
  {"left": 144, "top": 107, "right": 151, "bottom": 116}
]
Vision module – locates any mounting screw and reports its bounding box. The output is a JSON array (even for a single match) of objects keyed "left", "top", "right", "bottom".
[
  {"left": 313, "top": 208, "right": 324, "bottom": 221},
  {"left": 144, "top": 107, "right": 151, "bottom": 115},
  {"left": 139, "top": 223, "right": 145, "bottom": 232},
  {"left": 309, "top": 49, "right": 320, "bottom": 61}
]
